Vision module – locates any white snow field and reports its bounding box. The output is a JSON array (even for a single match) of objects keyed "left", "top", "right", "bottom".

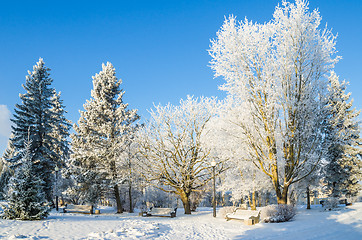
[{"left": 0, "top": 203, "right": 361, "bottom": 240}]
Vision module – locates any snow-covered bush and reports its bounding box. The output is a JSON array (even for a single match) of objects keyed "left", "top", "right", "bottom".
[
  {"left": 218, "top": 206, "right": 235, "bottom": 218},
  {"left": 323, "top": 198, "right": 339, "bottom": 211},
  {"left": 262, "top": 204, "right": 296, "bottom": 223}
]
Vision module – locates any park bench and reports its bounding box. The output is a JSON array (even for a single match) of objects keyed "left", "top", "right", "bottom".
[
  {"left": 144, "top": 207, "right": 177, "bottom": 218},
  {"left": 63, "top": 204, "right": 93, "bottom": 214},
  {"left": 226, "top": 209, "right": 261, "bottom": 225}
]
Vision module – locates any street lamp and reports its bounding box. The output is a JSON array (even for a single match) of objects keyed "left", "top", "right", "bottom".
[
  {"left": 211, "top": 160, "right": 217, "bottom": 218},
  {"left": 54, "top": 166, "right": 59, "bottom": 211}
]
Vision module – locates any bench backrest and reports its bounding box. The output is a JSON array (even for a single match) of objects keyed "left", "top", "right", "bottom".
[
  {"left": 238, "top": 204, "right": 248, "bottom": 210},
  {"left": 233, "top": 209, "right": 260, "bottom": 217},
  {"left": 149, "top": 207, "right": 176, "bottom": 215},
  {"left": 66, "top": 204, "right": 92, "bottom": 211}
]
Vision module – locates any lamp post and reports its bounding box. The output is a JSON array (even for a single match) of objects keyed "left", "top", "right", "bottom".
[
  {"left": 54, "top": 166, "right": 59, "bottom": 212},
  {"left": 211, "top": 160, "right": 217, "bottom": 218}
]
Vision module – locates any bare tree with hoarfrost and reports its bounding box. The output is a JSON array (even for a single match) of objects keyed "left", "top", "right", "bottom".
[
  {"left": 209, "top": 0, "right": 339, "bottom": 204},
  {"left": 137, "top": 96, "right": 221, "bottom": 214},
  {"left": 71, "top": 62, "right": 139, "bottom": 213}
]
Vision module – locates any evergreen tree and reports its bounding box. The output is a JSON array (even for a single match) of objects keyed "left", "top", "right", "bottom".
[
  {"left": 0, "top": 137, "right": 15, "bottom": 199},
  {"left": 2, "top": 134, "right": 16, "bottom": 162},
  {"left": 50, "top": 90, "right": 71, "bottom": 168},
  {"left": 71, "top": 62, "right": 139, "bottom": 213},
  {"left": 0, "top": 160, "right": 12, "bottom": 200},
  {"left": 63, "top": 157, "right": 107, "bottom": 205},
  {"left": 2, "top": 140, "right": 50, "bottom": 220},
  {"left": 9, "top": 58, "right": 57, "bottom": 202},
  {"left": 324, "top": 72, "right": 362, "bottom": 199}
]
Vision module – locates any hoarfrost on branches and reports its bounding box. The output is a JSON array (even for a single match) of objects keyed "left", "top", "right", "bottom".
[
  {"left": 137, "top": 96, "right": 222, "bottom": 214},
  {"left": 209, "top": 0, "right": 340, "bottom": 204}
]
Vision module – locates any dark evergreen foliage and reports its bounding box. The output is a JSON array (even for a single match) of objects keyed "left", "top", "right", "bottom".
[
  {"left": 2, "top": 141, "right": 50, "bottom": 220},
  {"left": 8, "top": 58, "right": 70, "bottom": 202},
  {"left": 323, "top": 74, "right": 362, "bottom": 199}
]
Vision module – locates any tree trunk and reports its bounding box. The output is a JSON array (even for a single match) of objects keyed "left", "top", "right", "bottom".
[
  {"left": 248, "top": 191, "right": 257, "bottom": 210},
  {"left": 271, "top": 165, "right": 284, "bottom": 204},
  {"left": 277, "top": 185, "right": 289, "bottom": 204},
  {"left": 264, "top": 193, "right": 269, "bottom": 206},
  {"left": 129, "top": 181, "right": 133, "bottom": 213},
  {"left": 180, "top": 191, "right": 191, "bottom": 214},
  {"left": 306, "top": 186, "right": 311, "bottom": 209},
  {"left": 114, "top": 184, "right": 123, "bottom": 213},
  {"left": 251, "top": 191, "right": 257, "bottom": 210}
]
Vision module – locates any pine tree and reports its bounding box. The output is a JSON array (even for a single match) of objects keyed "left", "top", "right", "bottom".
[
  {"left": 9, "top": 58, "right": 57, "bottom": 202},
  {"left": 3, "top": 140, "right": 50, "bottom": 220},
  {"left": 324, "top": 72, "right": 362, "bottom": 200},
  {"left": 71, "top": 62, "right": 139, "bottom": 212}
]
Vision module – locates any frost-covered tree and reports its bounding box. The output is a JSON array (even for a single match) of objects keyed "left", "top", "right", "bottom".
[
  {"left": 2, "top": 134, "right": 16, "bottom": 162},
  {"left": 289, "top": 162, "right": 322, "bottom": 208},
  {"left": 9, "top": 58, "right": 58, "bottom": 202},
  {"left": 0, "top": 160, "right": 12, "bottom": 200},
  {"left": 137, "top": 96, "right": 222, "bottom": 214},
  {"left": 119, "top": 136, "right": 142, "bottom": 213},
  {"left": 63, "top": 160, "right": 106, "bottom": 205},
  {"left": 323, "top": 72, "right": 362, "bottom": 200},
  {"left": 2, "top": 140, "right": 50, "bottom": 220},
  {"left": 206, "top": 103, "right": 273, "bottom": 208},
  {"left": 220, "top": 161, "right": 273, "bottom": 209},
  {"left": 71, "top": 62, "right": 139, "bottom": 213},
  {"left": 50, "top": 90, "right": 71, "bottom": 168},
  {"left": 0, "top": 137, "right": 15, "bottom": 199},
  {"left": 209, "top": 0, "right": 339, "bottom": 204}
]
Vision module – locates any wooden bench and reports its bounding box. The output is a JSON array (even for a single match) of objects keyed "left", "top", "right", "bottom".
[
  {"left": 226, "top": 209, "right": 261, "bottom": 225},
  {"left": 63, "top": 204, "right": 93, "bottom": 214},
  {"left": 144, "top": 207, "right": 177, "bottom": 218}
]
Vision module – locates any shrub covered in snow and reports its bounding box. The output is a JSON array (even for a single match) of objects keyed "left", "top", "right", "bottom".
[{"left": 261, "top": 204, "right": 296, "bottom": 223}]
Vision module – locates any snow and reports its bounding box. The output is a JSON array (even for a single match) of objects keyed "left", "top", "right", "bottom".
[{"left": 0, "top": 203, "right": 361, "bottom": 239}]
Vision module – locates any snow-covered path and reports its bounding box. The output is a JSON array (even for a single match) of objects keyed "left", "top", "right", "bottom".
[{"left": 0, "top": 203, "right": 361, "bottom": 240}]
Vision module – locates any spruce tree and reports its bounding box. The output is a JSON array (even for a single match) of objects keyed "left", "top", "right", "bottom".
[
  {"left": 71, "top": 62, "right": 139, "bottom": 213},
  {"left": 0, "top": 137, "right": 15, "bottom": 199},
  {"left": 3, "top": 140, "right": 50, "bottom": 220},
  {"left": 2, "top": 134, "right": 16, "bottom": 162},
  {"left": 0, "top": 160, "right": 12, "bottom": 200},
  {"left": 50, "top": 90, "right": 71, "bottom": 168},
  {"left": 9, "top": 58, "right": 57, "bottom": 202},
  {"left": 324, "top": 72, "right": 362, "bottom": 200}
]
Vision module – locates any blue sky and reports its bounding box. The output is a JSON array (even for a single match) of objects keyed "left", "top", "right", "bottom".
[{"left": 0, "top": 0, "right": 361, "bottom": 154}]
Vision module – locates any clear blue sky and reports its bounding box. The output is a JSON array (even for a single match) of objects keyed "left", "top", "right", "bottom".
[{"left": 0, "top": 0, "right": 361, "bottom": 154}]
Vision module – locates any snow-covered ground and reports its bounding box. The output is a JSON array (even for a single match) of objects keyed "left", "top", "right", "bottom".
[{"left": 0, "top": 203, "right": 361, "bottom": 240}]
